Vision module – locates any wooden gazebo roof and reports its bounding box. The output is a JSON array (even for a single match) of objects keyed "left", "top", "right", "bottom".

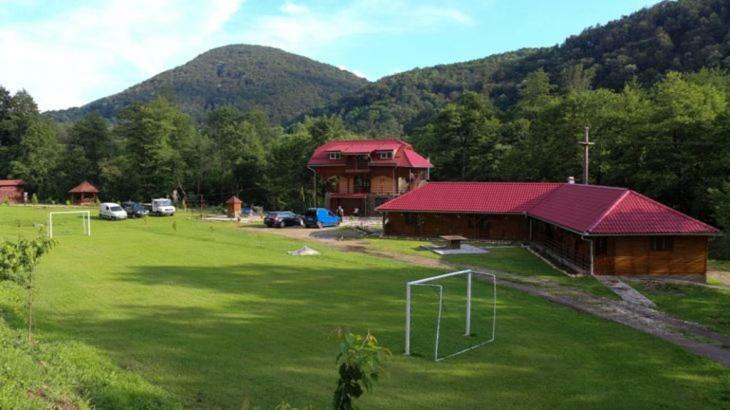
[
  {"left": 68, "top": 181, "right": 99, "bottom": 194},
  {"left": 225, "top": 196, "right": 242, "bottom": 204}
]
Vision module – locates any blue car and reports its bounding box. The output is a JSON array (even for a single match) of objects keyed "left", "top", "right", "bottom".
[{"left": 304, "top": 208, "right": 341, "bottom": 228}]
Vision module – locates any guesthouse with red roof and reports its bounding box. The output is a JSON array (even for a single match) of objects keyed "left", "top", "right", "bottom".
[
  {"left": 307, "top": 139, "right": 432, "bottom": 216},
  {"left": 0, "top": 179, "right": 25, "bottom": 203},
  {"left": 376, "top": 181, "right": 719, "bottom": 278}
]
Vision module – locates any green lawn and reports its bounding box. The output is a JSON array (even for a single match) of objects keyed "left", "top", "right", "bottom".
[
  {"left": 1, "top": 206, "right": 728, "bottom": 408},
  {"left": 630, "top": 280, "right": 730, "bottom": 336},
  {"left": 366, "top": 237, "right": 616, "bottom": 298}
]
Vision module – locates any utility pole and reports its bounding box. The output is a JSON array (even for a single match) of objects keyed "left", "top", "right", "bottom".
[{"left": 578, "top": 126, "right": 595, "bottom": 184}]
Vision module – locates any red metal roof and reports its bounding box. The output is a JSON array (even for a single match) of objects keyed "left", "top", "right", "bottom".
[
  {"left": 0, "top": 179, "right": 24, "bottom": 187},
  {"left": 376, "top": 182, "right": 562, "bottom": 214},
  {"left": 308, "top": 139, "right": 432, "bottom": 168},
  {"left": 68, "top": 181, "right": 99, "bottom": 194},
  {"left": 377, "top": 182, "right": 719, "bottom": 235}
]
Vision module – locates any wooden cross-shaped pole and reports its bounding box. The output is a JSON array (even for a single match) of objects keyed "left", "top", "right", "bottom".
[{"left": 578, "top": 126, "right": 595, "bottom": 184}]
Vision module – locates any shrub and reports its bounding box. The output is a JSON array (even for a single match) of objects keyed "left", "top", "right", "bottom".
[
  {"left": 709, "top": 234, "right": 730, "bottom": 260},
  {"left": 333, "top": 330, "right": 390, "bottom": 410},
  {"left": 31, "top": 193, "right": 39, "bottom": 205}
]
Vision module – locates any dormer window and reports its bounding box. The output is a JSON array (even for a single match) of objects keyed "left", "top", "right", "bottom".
[
  {"left": 378, "top": 150, "right": 394, "bottom": 160},
  {"left": 328, "top": 151, "right": 342, "bottom": 160}
]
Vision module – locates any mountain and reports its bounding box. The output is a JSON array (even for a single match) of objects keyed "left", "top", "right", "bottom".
[
  {"left": 48, "top": 45, "right": 369, "bottom": 124},
  {"left": 317, "top": 0, "right": 730, "bottom": 135}
]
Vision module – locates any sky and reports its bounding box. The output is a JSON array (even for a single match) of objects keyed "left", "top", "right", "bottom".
[{"left": 0, "top": 0, "right": 661, "bottom": 111}]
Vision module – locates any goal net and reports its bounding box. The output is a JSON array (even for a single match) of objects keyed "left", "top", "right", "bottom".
[
  {"left": 405, "top": 269, "right": 496, "bottom": 361},
  {"left": 48, "top": 211, "right": 91, "bottom": 239}
]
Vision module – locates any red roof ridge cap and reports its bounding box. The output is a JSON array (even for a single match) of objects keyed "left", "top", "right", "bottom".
[
  {"left": 584, "top": 189, "right": 631, "bottom": 234},
  {"left": 624, "top": 189, "right": 720, "bottom": 233}
]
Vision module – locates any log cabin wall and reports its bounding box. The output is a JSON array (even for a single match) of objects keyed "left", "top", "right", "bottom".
[
  {"left": 592, "top": 236, "right": 708, "bottom": 276},
  {"left": 530, "top": 219, "right": 591, "bottom": 272},
  {"left": 383, "top": 212, "right": 529, "bottom": 240}
]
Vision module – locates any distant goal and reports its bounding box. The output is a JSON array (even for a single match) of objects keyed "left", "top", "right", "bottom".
[
  {"left": 405, "top": 269, "right": 496, "bottom": 361},
  {"left": 48, "top": 211, "right": 91, "bottom": 239}
]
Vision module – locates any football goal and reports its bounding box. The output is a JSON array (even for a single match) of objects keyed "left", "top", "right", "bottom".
[
  {"left": 48, "top": 211, "right": 91, "bottom": 239},
  {"left": 405, "top": 269, "right": 496, "bottom": 361}
]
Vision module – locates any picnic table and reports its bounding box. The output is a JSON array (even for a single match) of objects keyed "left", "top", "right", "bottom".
[{"left": 439, "top": 235, "right": 468, "bottom": 249}]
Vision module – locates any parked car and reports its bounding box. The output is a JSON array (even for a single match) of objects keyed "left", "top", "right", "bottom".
[
  {"left": 304, "top": 208, "right": 341, "bottom": 228},
  {"left": 151, "top": 198, "right": 176, "bottom": 216},
  {"left": 264, "top": 211, "right": 303, "bottom": 228},
  {"left": 122, "top": 201, "right": 149, "bottom": 218},
  {"left": 99, "top": 202, "right": 127, "bottom": 220}
]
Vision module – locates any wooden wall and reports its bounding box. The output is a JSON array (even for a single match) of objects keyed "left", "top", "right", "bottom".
[
  {"left": 383, "top": 212, "right": 529, "bottom": 240},
  {"left": 0, "top": 185, "right": 23, "bottom": 203},
  {"left": 593, "top": 236, "right": 708, "bottom": 276}
]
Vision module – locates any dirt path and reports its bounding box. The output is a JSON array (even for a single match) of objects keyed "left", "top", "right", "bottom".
[{"left": 246, "top": 225, "right": 730, "bottom": 367}]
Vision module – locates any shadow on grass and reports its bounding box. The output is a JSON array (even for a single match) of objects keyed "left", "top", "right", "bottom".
[{"left": 35, "top": 261, "right": 730, "bottom": 408}]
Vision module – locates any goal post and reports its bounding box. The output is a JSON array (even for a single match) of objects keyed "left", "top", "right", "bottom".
[
  {"left": 405, "top": 269, "right": 496, "bottom": 361},
  {"left": 48, "top": 211, "right": 91, "bottom": 239}
]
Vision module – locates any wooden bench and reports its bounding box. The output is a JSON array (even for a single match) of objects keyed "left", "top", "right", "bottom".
[{"left": 439, "top": 235, "right": 468, "bottom": 249}]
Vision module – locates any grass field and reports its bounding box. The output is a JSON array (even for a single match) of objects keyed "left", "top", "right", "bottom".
[
  {"left": 1, "top": 206, "right": 728, "bottom": 408},
  {"left": 629, "top": 280, "right": 730, "bottom": 336},
  {"left": 365, "top": 237, "right": 616, "bottom": 298}
]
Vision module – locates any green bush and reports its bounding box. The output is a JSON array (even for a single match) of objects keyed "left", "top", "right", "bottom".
[
  {"left": 709, "top": 234, "right": 730, "bottom": 260},
  {"left": 30, "top": 193, "right": 39, "bottom": 205}
]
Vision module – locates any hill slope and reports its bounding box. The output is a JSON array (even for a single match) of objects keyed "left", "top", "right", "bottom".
[
  {"left": 48, "top": 45, "right": 369, "bottom": 124},
  {"left": 318, "top": 0, "right": 730, "bottom": 135}
]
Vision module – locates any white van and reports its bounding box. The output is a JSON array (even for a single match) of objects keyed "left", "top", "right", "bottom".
[
  {"left": 151, "top": 198, "right": 176, "bottom": 216},
  {"left": 99, "top": 202, "right": 128, "bottom": 220}
]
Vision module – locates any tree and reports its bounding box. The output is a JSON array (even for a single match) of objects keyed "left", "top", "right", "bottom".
[
  {"left": 0, "top": 235, "right": 55, "bottom": 343},
  {"left": 114, "top": 97, "right": 198, "bottom": 200},
  {"left": 9, "top": 117, "right": 61, "bottom": 198},
  {"left": 412, "top": 92, "right": 501, "bottom": 180},
  {"left": 333, "top": 330, "right": 390, "bottom": 410},
  {"left": 67, "top": 112, "right": 113, "bottom": 180}
]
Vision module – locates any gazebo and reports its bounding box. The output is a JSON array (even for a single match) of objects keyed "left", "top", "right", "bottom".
[
  {"left": 225, "top": 196, "right": 242, "bottom": 218},
  {"left": 69, "top": 181, "right": 99, "bottom": 205}
]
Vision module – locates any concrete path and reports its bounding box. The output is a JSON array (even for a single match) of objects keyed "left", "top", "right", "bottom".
[
  {"left": 247, "top": 226, "right": 730, "bottom": 367},
  {"left": 595, "top": 276, "right": 656, "bottom": 308}
]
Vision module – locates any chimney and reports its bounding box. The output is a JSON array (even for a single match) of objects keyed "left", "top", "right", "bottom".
[{"left": 567, "top": 176, "right": 575, "bottom": 184}]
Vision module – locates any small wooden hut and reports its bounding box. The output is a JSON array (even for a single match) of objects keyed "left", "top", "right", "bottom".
[
  {"left": 0, "top": 179, "right": 25, "bottom": 203},
  {"left": 225, "top": 196, "right": 242, "bottom": 218},
  {"left": 69, "top": 181, "right": 99, "bottom": 205}
]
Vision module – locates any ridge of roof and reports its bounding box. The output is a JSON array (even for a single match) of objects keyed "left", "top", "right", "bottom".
[
  {"left": 619, "top": 189, "right": 719, "bottom": 233},
  {"left": 584, "top": 189, "right": 630, "bottom": 233}
]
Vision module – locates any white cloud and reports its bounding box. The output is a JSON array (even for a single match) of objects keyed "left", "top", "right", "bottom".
[
  {"left": 0, "top": 0, "right": 244, "bottom": 110},
  {"left": 235, "top": 0, "right": 473, "bottom": 59},
  {"left": 0, "top": 0, "right": 471, "bottom": 111}
]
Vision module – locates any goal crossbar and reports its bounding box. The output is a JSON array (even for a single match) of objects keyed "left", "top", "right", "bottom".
[
  {"left": 48, "top": 211, "right": 91, "bottom": 239},
  {"left": 405, "top": 269, "right": 496, "bottom": 361}
]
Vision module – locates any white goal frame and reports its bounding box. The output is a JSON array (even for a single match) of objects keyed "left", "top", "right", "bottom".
[
  {"left": 405, "top": 269, "right": 496, "bottom": 361},
  {"left": 48, "top": 211, "right": 91, "bottom": 239}
]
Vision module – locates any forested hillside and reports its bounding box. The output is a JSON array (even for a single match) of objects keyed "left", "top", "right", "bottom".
[
  {"left": 318, "top": 0, "right": 730, "bottom": 135},
  {"left": 48, "top": 45, "right": 369, "bottom": 124}
]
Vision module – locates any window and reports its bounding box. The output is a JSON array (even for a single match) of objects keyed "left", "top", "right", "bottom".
[
  {"left": 328, "top": 151, "right": 341, "bottom": 160},
  {"left": 595, "top": 238, "right": 608, "bottom": 256},
  {"left": 651, "top": 236, "right": 673, "bottom": 251},
  {"left": 378, "top": 150, "right": 393, "bottom": 160}
]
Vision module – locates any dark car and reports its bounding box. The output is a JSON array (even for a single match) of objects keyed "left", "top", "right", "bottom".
[
  {"left": 122, "top": 201, "right": 150, "bottom": 218},
  {"left": 264, "top": 211, "right": 302, "bottom": 228}
]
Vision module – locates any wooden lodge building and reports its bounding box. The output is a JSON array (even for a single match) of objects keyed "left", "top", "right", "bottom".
[
  {"left": 307, "top": 139, "right": 432, "bottom": 216},
  {"left": 0, "top": 179, "right": 25, "bottom": 203},
  {"left": 376, "top": 182, "right": 719, "bottom": 278}
]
